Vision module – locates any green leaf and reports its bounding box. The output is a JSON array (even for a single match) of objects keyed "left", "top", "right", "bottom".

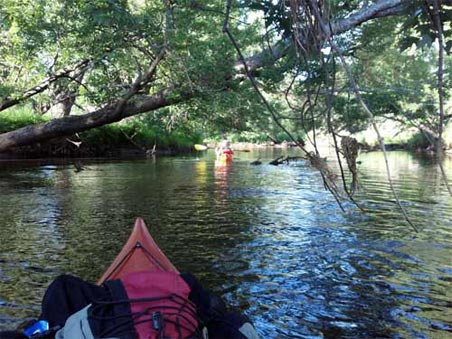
[
  {"left": 445, "top": 40, "right": 452, "bottom": 54},
  {"left": 400, "top": 36, "right": 419, "bottom": 52},
  {"left": 418, "top": 33, "right": 433, "bottom": 48}
]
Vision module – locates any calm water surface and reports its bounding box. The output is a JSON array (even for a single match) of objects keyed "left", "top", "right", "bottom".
[{"left": 0, "top": 149, "right": 451, "bottom": 338}]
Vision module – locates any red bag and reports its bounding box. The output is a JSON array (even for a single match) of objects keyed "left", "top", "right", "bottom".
[{"left": 121, "top": 271, "right": 199, "bottom": 339}]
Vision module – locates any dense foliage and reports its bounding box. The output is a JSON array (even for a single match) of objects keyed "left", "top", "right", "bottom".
[{"left": 0, "top": 0, "right": 451, "bottom": 151}]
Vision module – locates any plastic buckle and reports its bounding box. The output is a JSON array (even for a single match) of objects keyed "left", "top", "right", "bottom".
[
  {"left": 152, "top": 311, "right": 163, "bottom": 330},
  {"left": 23, "top": 321, "right": 49, "bottom": 338}
]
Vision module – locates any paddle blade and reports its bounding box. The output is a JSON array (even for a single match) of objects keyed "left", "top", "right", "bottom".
[{"left": 194, "top": 144, "right": 208, "bottom": 151}]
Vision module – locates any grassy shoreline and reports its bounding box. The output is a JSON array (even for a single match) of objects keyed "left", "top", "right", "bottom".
[{"left": 0, "top": 108, "right": 203, "bottom": 158}]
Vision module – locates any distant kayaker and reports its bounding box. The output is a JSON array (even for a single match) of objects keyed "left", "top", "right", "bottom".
[
  {"left": 215, "top": 139, "right": 234, "bottom": 162},
  {"left": 0, "top": 272, "right": 259, "bottom": 339}
]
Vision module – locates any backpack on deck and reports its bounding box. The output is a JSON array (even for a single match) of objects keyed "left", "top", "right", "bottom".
[
  {"left": 10, "top": 272, "right": 259, "bottom": 339},
  {"left": 56, "top": 271, "right": 201, "bottom": 339}
]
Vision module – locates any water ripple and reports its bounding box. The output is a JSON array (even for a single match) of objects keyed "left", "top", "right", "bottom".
[{"left": 0, "top": 153, "right": 451, "bottom": 338}]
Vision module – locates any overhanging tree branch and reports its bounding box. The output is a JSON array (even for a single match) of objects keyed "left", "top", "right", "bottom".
[
  {"left": 224, "top": 0, "right": 348, "bottom": 212},
  {"left": 234, "top": 0, "right": 410, "bottom": 73},
  {"left": 0, "top": 59, "right": 91, "bottom": 112},
  {"left": 0, "top": 87, "right": 188, "bottom": 152},
  {"left": 309, "top": 0, "right": 418, "bottom": 232},
  {"left": 0, "top": 0, "right": 422, "bottom": 153}
]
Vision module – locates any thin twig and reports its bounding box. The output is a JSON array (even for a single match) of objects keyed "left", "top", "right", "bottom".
[
  {"left": 309, "top": 2, "right": 418, "bottom": 232},
  {"left": 223, "top": 0, "right": 345, "bottom": 209},
  {"left": 431, "top": 0, "right": 452, "bottom": 196},
  {"left": 322, "top": 56, "right": 365, "bottom": 211}
]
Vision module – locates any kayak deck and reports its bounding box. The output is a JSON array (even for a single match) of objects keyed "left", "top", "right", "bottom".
[{"left": 98, "top": 217, "right": 178, "bottom": 284}]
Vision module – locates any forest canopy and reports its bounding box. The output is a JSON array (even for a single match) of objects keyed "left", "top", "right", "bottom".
[{"left": 0, "top": 0, "right": 451, "bottom": 153}]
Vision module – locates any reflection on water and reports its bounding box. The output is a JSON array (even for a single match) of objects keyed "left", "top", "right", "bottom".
[{"left": 0, "top": 150, "right": 451, "bottom": 338}]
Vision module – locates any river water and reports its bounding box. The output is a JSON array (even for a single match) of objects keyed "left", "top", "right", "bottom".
[{"left": 0, "top": 149, "right": 451, "bottom": 338}]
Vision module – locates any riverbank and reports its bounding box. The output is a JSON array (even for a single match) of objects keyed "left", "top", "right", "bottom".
[
  {"left": 0, "top": 140, "right": 192, "bottom": 160},
  {"left": 2, "top": 134, "right": 451, "bottom": 160},
  {"left": 1, "top": 108, "right": 451, "bottom": 158},
  {"left": 0, "top": 108, "right": 202, "bottom": 159},
  {"left": 243, "top": 121, "right": 452, "bottom": 156}
]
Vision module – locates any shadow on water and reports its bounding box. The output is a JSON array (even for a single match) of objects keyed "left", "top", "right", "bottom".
[{"left": 0, "top": 150, "right": 451, "bottom": 338}]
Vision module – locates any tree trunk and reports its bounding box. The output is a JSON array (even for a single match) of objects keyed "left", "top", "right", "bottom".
[
  {"left": 48, "top": 92, "right": 77, "bottom": 119},
  {"left": 0, "top": 88, "right": 186, "bottom": 152},
  {"left": 49, "top": 71, "right": 86, "bottom": 119}
]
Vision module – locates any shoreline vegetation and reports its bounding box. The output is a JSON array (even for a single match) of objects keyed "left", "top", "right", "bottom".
[
  {"left": 1, "top": 132, "right": 451, "bottom": 160},
  {"left": 0, "top": 110, "right": 451, "bottom": 159}
]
